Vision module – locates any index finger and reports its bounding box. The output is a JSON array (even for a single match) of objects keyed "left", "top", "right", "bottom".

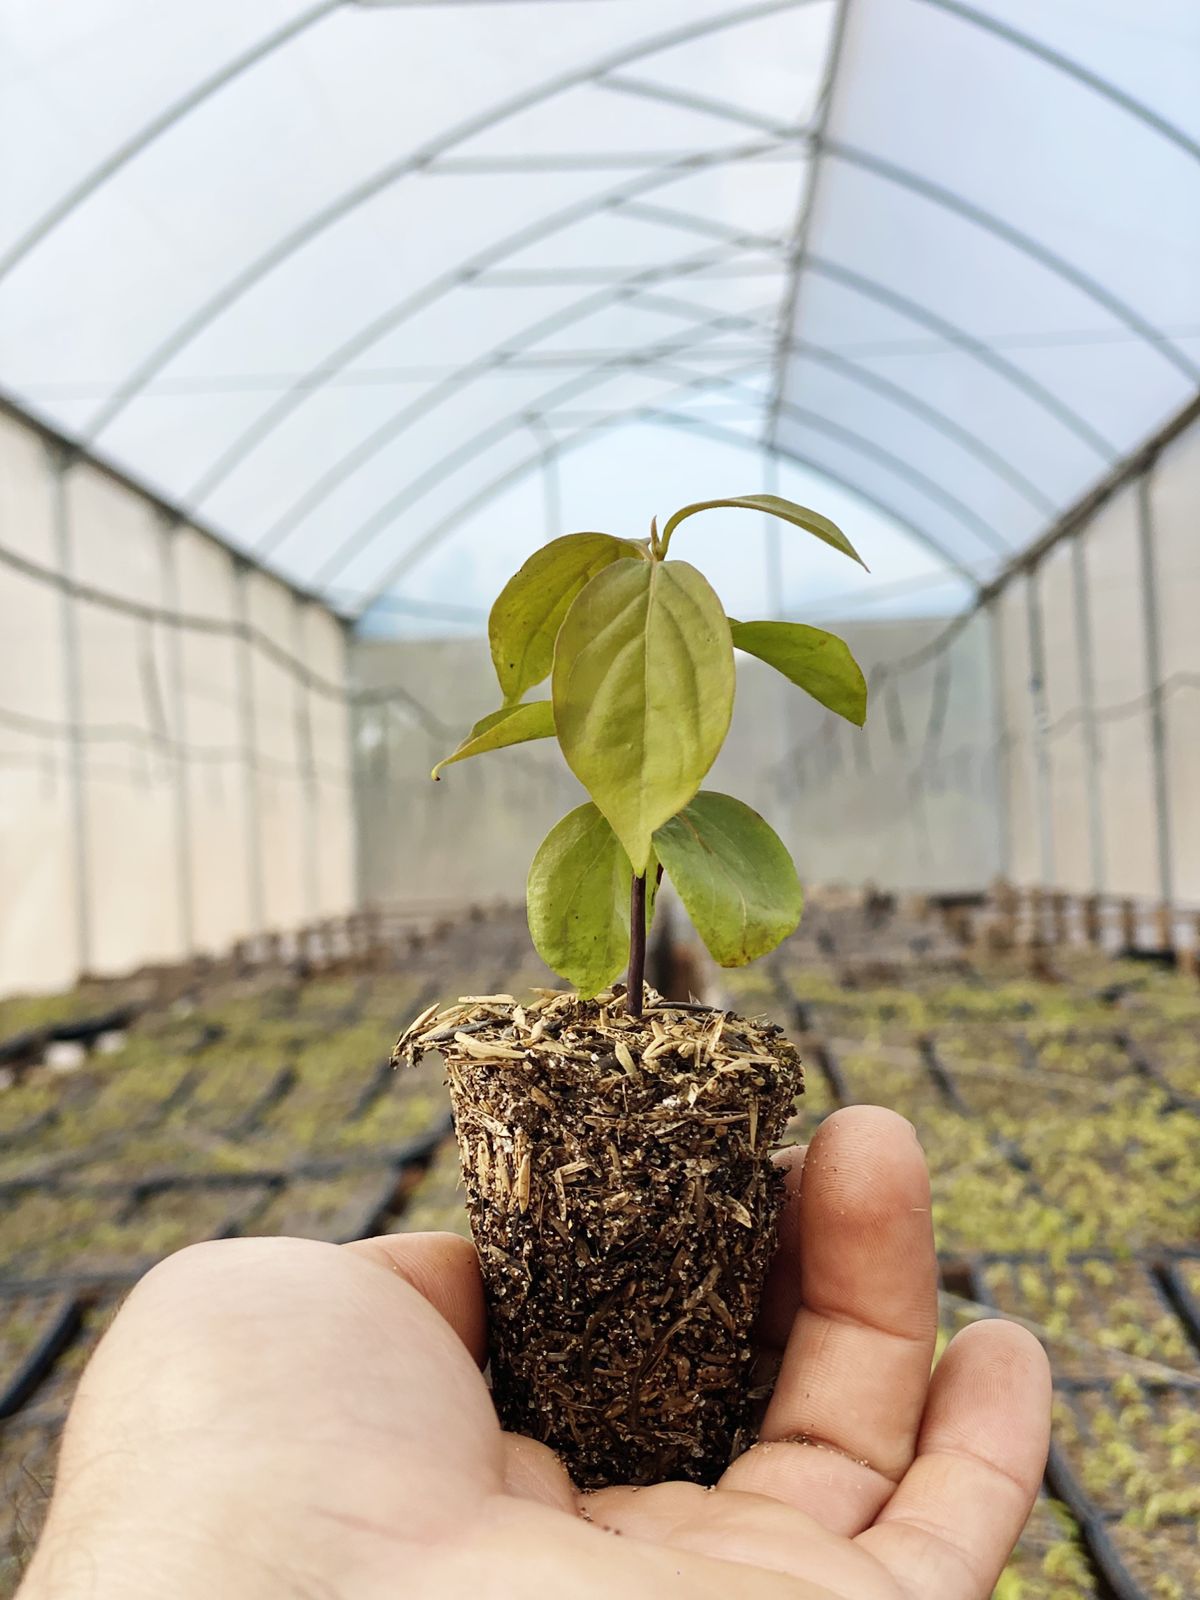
[
  {"left": 346, "top": 1230, "right": 487, "bottom": 1366},
  {"left": 722, "top": 1106, "right": 938, "bottom": 1531}
]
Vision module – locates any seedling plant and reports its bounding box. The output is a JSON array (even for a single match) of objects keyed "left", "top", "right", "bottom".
[
  {"left": 431, "top": 494, "right": 869, "bottom": 1001},
  {"left": 396, "top": 495, "right": 872, "bottom": 1489}
]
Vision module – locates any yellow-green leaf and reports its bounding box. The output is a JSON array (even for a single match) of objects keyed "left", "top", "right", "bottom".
[
  {"left": 552, "top": 558, "right": 734, "bottom": 875},
  {"left": 653, "top": 791, "right": 803, "bottom": 966},
  {"left": 489, "top": 532, "right": 645, "bottom": 705},
  {"left": 730, "top": 619, "right": 867, "bottom": 726},
  {"left": 431, "top": 699, "right": 554, "bottom": 779},
  {"left": 660, "top": 493, "right": 865, "bottom": 568},
  {"left": 526, "top": 803, "right": 657, "bottom": 998}
]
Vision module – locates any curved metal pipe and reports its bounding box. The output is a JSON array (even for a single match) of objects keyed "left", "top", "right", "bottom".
[
  {"left": 262, "top": 239, "right": 778, "bottom": 563},
  {"left": 269, "top": 242, "right": 1107, "bottom": 591},
  {"left": 0, "top": 2, "right": 344, "bottom": 284},
  {"left": 188, "top": 144, "right": 793, "bottom": 518},
  {"left": 917, "top": 0, "right": 1200, "bottom": 166},
  {"left": 78, "top": 0, "right": 818, "bottom": 443},
  {"left": 349, "top": 362, "right": 985, "bottom": 612},
  {"left": 187, "top": 90, "right": 1138, "bottom": 526},
  {"left": 311, "top": 332, "right": 1007, "bottom": 590}
]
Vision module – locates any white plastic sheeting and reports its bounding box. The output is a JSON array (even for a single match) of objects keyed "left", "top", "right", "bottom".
[
  {"left": 356, "top": 612, "right": 1000, "bottom": 906},
  {"left": 994, "top": 407, "right": 1200, "bottom": 910},
  {"left": 1151, "top": 420, "right": 1200, "bottom": 906},
  {"left": 0, "top": 411, "right": 76, "bottom": 993},
  {"left": 1082, "top": 486, "right": 1159, "bottom": 900},
  {"left": 0, "top": 1, "right": 836, "bottom": 615},
  {"left": 4, "top": 1, "right": 1195, "bottom": 617},
  {"left": 995, "top": 580, "right": 1037, "bottom": 888},
  {"left": 0, "top": 406, "right": 356, "bottom": 994},
  {"left": 2, "top": 0, "right": 1200, "bottom": 944},
  {"left": 780, "top": 0, "right": 1200, "bottom": 583}
]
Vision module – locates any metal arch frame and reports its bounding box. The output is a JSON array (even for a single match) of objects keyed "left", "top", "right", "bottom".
[
  {"left": 596, "top": 73, "right": 1200, "bottom": 385},
  {"left": 646, "top": 358, "right": 1013, "bottom": 558},
  {"left": 187, "top": 140, "right": 797, "bottom": 518},
  {"left": 612, "top": 203, "right": 1118, "bottom": 461},
  {"left": 351, "top": 391, "right": 983, "bottom": 621},
  {"left": 76, "top": 0, "right": 819, "bottom": 444},
  {"left": 767, "top": 0, "right": 853, "bottom": 447},
  {"left": 474, "top": 260, "right": 782, "bottom": 285},
  {"left": 418, "top": 147, "right": 804, "bottom": 173},
  {"left": 308, "top": 319, "right": 779, "bottom": 587},
  {"left": 770, "top": 334, "right": 1057, "bottom": 515},
  {"left": 819, "top": 139, "right": 1200, "bottom": 385},
  {"left": 916, "top": 0, "right": 1200, "bottom": 168},
  {"left": 257, "top": 230, "right": 783, "bottom": 563},
  {"left": 262, "top": 235, "right": 1106, "bottom": 593},
  {"left": 805, "top": 254, "right": 1120, "bottom": 462},
  {"left": 7, "top": 0, "right": 1194, "bottom": 561},
  {"left": 0, "top": 2, "right": 346, "bottom": 285},
  {"left": 345, "top": 353, "right": 986, "bottom": 607},
  {"left": 193, "top": 155, "right": 1111, "bottom": 571},
  {"left": 760, "top": 0, "right": 1200, "bottom": 450},
  {"left": 270, "top": 235, "right": 1110, "bottom": 595},
  {"left": 598, "top": 72, "right": 814, "bottom": 142},
  {"left": 631, "top": 272, "right": 1057, "bottom": 515},
  {"left": 310, "top": 313, "right": 1011, "bottom": 592},
  {"left": 109, "top": 6, "right": 1166, "bottom": 541},
  {"left": 620, "top": 200, "right": 794, "bottom": 253},
  {"left": 216, "top": 45, "right": 1149, "bottom": 588}
]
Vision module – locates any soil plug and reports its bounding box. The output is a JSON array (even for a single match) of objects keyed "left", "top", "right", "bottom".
[{"left": 396, "top": 493, "right": 870, "bottom": 1488}]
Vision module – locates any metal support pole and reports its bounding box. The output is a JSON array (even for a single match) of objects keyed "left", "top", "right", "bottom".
[
  {"left": 49, "top": 446, "right": 93, "bottom": 978},
  {"left": 1136, "top": 470, "right": 1173, "bottom": 909},
  {"left": 1024, "top": 567, "right": 1055, "bottom": 887},
  {"left": 760, "top": 452, "right": 794, "bottom": 835},
  {"left": 159, "top": 515, "right": 195, "bottom": 958},
  {"left": 530, "top": 420, "right": 562, "bottom": 542},
  {"left": 763, "top": 451, "right": 784, "bottom": 618},
  {"left": 232, "top": 562, "right": 265, "bottom": 938},
  {"left": 344, "top": 619, "right": 369, "bottom": 916},
  {"left": 986, "top": 599, "right": 1011, "bottom": 882},
  {"left": 1070, "top": 530, "right": 1105, "bottom": 895},
  {"left": 292, "top": 598, "right": 321, "bottom": 927}
]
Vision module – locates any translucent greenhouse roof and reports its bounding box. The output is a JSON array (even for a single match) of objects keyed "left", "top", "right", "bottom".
[{"left": 2, "top": 0, "right": 1198, "bottom": 622}]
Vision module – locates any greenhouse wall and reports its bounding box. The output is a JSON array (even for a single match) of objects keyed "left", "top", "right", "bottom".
[
  {"left": 994, "top": 402, "right": 1200, "bottom": 910},
  {"left": 0, "top": 403, "right": 356, "bottom": 996},
  {"left": 354, "top": 613, "right": 1001, "bottom": 907}
]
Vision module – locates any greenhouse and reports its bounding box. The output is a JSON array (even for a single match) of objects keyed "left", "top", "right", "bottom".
[{"left": 1, "top": 3, "right": 1198, "bottom": 1598}]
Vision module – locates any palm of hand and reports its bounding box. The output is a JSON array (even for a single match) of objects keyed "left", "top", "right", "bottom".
[{"left": 23, "top": 1108, "right": 1048, "bottom": 1600}]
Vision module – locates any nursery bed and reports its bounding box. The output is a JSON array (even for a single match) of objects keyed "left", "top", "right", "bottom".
[
  {"left": 2, "top": 897, "right": 1198, "bottom": 1599},
  {"left": 0, "top": 906, "right": 543, "bottom": 1594},
  {"left": 724, "top": 904, "right": 1200, "bottom": 1600}
]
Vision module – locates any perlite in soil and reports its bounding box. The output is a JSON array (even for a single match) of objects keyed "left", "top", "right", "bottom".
[{"left": 395, "top": 494, "right": 869, "bottom": 1489}]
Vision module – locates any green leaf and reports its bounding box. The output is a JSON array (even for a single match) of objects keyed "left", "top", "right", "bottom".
[
  {"left": 660, "top": 494, "right": 866, "bottom": 568},
  {"left": 992, "top": 1574, "right": 1024, "bottom": 1600},
  {"left": 729, "top": 619, "right": 867, "bottom": 726},
  {"left": 552, "top": 558, "right": 734, "bottom": 875},
  {"left": 526, "top": 803, "right": 657, "bottom": 997},
  {"left": 489, "top": 532, "right": 645, "bottom": 705},
  {"left": 431, "top": 699, "right": 555, "bottom": 779},
  {"left": 653, "top": 791, "right": 803, "bottom": 967}
]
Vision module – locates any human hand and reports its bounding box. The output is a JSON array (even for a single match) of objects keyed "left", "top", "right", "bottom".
[{"left": 18, "top": 1106, "right": 1050, "bottom": 1599}]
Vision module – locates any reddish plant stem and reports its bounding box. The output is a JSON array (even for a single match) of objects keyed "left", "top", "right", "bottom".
[{"left": 627, "top": 871, "right": 647, "bottom": 1018}]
